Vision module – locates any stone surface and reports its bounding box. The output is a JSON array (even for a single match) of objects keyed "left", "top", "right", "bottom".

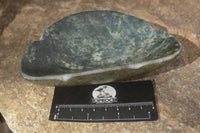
[
  {"left": 0, "top": 0, "right": 200, "bottom": 133},
  {"left": 20, "top": 11, "right": 181, "bottom": 86}
]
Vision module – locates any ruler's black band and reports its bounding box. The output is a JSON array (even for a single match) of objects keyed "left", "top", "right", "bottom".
[{"left": 49, "top": 80, "right": 158, "bottom": 122}]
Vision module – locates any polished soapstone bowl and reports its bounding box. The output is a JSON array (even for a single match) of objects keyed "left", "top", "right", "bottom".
[{"left": 20, "top": 11, "right": 182, "bottom": 86}]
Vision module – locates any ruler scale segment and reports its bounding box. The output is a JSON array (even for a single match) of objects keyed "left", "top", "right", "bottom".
[{"left": 49, "top": 80, "right": 158, "bottom": 122}]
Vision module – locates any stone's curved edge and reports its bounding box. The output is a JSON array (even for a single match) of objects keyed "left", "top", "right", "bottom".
[
  {"left": 20, "top": 10, "right": 182, "bottom": 83},
  {"left": 39, "top": 10, "right": 152, "bottom": 41},
  {"left": 20, "top": 38, "right": 182, "bottom": 82}
]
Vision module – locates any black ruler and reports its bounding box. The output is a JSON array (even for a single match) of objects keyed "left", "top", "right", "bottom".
[{"left": 49, "top": 80, "right": 158, "bottom": 122}]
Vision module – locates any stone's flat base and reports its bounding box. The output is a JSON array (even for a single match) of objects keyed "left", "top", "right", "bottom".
[
  {"left": 20, "top": 11, "right": 181, "bottom": 86},
  {"left": 0, "top": 0, "right": 200, "bottom": 133}
]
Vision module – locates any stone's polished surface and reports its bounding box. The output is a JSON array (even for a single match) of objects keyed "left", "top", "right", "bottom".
[{"left": 20, "top": 11, "right": 181, "bottom": 86}]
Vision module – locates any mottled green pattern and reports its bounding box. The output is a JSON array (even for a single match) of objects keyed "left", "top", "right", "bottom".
[{"left": 21, "top": 11, "right": 181, "bottom": 80}]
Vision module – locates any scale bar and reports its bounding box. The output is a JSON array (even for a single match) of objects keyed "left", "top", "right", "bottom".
[
  {"left": 56, "top": 117, "right": 151, "bottom": 121},
  {"left": 57, "top": 101, "right": 154, "bottom": 108},
  {"left": 50, "top": 80, "right": 158, "bottom": 122}
]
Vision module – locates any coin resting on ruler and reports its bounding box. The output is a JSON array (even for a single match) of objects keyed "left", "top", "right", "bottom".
[{"left": 49, "top": 80, "right": 158, "bottom": 122}]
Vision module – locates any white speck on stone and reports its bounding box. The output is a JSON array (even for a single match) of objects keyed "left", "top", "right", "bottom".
[
  {"left": 167, "top": 125, "right": 172, "bottom": 130},
  {"left": 40, "top": 32, "right": 44, "bottom": 40},
  {"left": 179, "top": 123, "right": 184, "bottom": 127},
  {"left": 92, "top": 52, "right": 103, "bottom": 61},
  {"left": 160, "top": 113, "right": 167, "bottom": 119}
]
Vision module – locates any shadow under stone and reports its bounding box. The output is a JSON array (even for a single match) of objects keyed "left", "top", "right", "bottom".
[{"left": 0, "top": 113, "right": 13, "bottom": 133}]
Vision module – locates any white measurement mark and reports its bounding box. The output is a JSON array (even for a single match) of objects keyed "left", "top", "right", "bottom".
[
  {"left": 140, "top": 106, "right": 143, "bottom": 110},
  {"left": 102, "top": 116, "right": 104, "bottom": 120},
  {"left": 56, "top": 106, "right": 58, "bottom": 108},
  {"left": 69, "top": 108, "right": 72, "bottom": 111},
  {"left": 117, "top": 106, "right": 119, "bottom": 111},
  {"left": 105, "top": 107, "right": 107, "bottom": 111},
  {"left": 133, "top": 115, "right": 135, "bottom": 120},
  {"left": 81, "top": 108, "right": 84, "bottom": 112},
  {"left": 117, "top": 112, "right": 120, "bottom": 119},
  {"left": 128, "top": 106, "right": 131, "bottom": 110},
  {"left": 148, "top": 112, "right": 151, "bottom": 119},
  {"left": 58, "top": 108, "right": 60, "bottom": 111},
  {"left": 93, "top": 108, "right": 95, "bottom": 112},
  {"left": 87, "top": 113, "right": 89, "bottom": 120},
  {"left": 71, "top": 116, "right": 73, "bottom": 120},
  {"left": 54, "top": 114, "right": 57, "bottom": 120},
  {"left": 117, "top": 113, "right": 120, "bottom": 119},
  {"left": 152, "top": 106, "right": 155, "bottom": 109},
  {"left": 57, "top": 113, "right": 59, "bottom": 115}
]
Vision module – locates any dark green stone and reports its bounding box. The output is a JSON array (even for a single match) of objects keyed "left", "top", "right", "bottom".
[{"left": 20, "top": 11, "right": 182, "bottom": 86}]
